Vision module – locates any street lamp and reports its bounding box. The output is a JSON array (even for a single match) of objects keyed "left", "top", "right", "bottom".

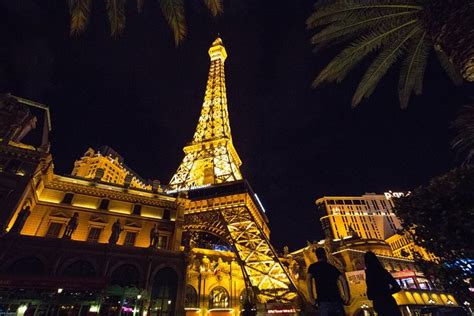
[{"left": 57, "top": 288, "right": 63, "bottom": 294}]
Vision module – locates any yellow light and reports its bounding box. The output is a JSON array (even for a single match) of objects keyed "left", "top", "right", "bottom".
[
  {"left": 17, "top": 305, "right": 28, "bottom": 316},
  {"left": 89, "top": 305, "right": 100, "bottom": 312}
]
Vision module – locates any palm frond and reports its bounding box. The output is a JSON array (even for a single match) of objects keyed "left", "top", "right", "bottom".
[
  {"left": 398, "top": 32, "right": 430, "bottom": 108},
  {"left": 106, "top": 0, "right": 126, "bottom": 37},
  {"left": 311, "top": 10, "right": 418, "bottom": 46},
  {"left": 452, "top": 105, "right": 474, "bottom": 165},
  {"left": 203, "top": 0, "right": 223, "bottom": 17},
  {"left": 314, "top": 19, "right": 418, "bottom": 86},
  {"left": 160, "top": 0, "right": 186, "bottom": 46},
  {"left": 435, "top": 48, "right": 464, "bottom": 86},
  {"left": 306, "top": 1, "right": 421, "bottom": 29},
  {"left": 352, "top": 26, "right": 421, "bottom": 107},
  {"left": 68, "top": 0, "right": 92, "bottom": 35}
]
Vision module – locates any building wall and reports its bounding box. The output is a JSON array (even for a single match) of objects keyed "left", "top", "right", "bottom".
[
  {"left": 317, "top": 194, "right": 402, "bottom": 241},
  {"left": 386, "top": 232, "right": 437, "bottom": 262},
  {"left": 14, "top": 174, "right": 180, "bottom": 251},
  {"left": 71, "top": 147, "right": 152, "bottom": 190}
]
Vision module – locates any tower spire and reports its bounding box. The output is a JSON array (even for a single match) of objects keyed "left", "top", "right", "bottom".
[{"left": 169, "top": 38, "right": 243, "bottom": 191}]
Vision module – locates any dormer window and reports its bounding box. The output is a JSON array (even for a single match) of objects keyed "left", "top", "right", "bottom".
[
  {"left": 99, "top": 199, "right": 110, "bottom": 210},
  {"left": 62, "top": 193, "right": 74, "bottom": 204},
  {"left": 132, "top": 204, "right": 142, "bottom": 216}
]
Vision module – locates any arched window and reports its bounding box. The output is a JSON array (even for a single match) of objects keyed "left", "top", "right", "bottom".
[
  {"left": 110, "top": 264, "right": 140, "bottom": 287},
  {"left": 5, "top": 257, "right": 44, "bottom": 275},
  {"left": 185, "top": 285, "right": 198, "bottom": 308},
  {"left": 209, "top": 286, "right": 229, "bottom": 309},
  {"left": 239, "top": 288, "right": 255, "bottom": 306},
  {"left": 150, "top": 267, "right": 178, "bottom": 316},
  {"left": 62, "top": 260, "right": 96, "bottom": 278}
]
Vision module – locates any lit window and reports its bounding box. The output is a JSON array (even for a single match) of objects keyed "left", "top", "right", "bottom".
[
  {"left": 46, "top": 222, "right": 63, "bottom": 238},
  {"left": 87, "top": 227, "right": 102, "bottom": 242},
  {"left": 158, "top": 235, "right": 168, "bottom": 249},
  {"left": 124, "top": 231, "right": 137, "bottom": 247}
]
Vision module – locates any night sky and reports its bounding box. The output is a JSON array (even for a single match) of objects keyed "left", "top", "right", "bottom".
[{"left": 2, "top": 0, "right": 472, "bottom": 250}]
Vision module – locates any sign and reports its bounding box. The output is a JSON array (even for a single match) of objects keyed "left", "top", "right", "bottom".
[
  {"left": 384, "top": 191, "right": 411, "bottom": 200},
  {"left": 345, "top": 270, "right": 367, "bottom": 300}
]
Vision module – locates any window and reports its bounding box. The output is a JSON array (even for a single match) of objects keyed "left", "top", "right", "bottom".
[
  {"left": 133, "top": 204, "right": 142, "bottom": 216},
  {"left": 87, "top": 227, "right": 102, "bottom": 242},
  {"left": 99, "top": 199, "right": 109, "bottom": 210},
  {"left": 158, "top": 235, "right": 168, "bottom": 249},
  {"left": 163, "top": 209, "right": 171, "bottom": 220},
  {"left": 62, "top": 193, "right": 74, "bottom": 204},
  {"left": 46, "top": 222, "right": 63, "bottom": 238},
  {"left": 185, "top": 285, "right": 198, "bottom": 308},
  {"left": 209, "top": 287, "right": 229, "bottom": 309},
  {"left": 124, "top": 231, "right": 137, "bottom": 247}
]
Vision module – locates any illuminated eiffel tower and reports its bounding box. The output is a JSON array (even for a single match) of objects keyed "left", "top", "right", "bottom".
[{"left": 168, "top": 38, "right": 299, "bottom": 304}]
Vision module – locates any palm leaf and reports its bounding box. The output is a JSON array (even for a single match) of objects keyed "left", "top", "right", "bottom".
[
  {"left": 398, "top": 32, "right": 430, "bottom": 108},
  {"left": 435, "top": 48, "right": 464, "bottom": 86},
  {"left": 311, "top": 10, "right": 418, "bottom": 46},
  {"left": 203, "top": 0, "right": 223, "bottom": 17},
  {"left": 352, "top": 26, "right": 421, "bottom": 107},
  {"left": 106, "top": 0, "right": 126, "bottom": 37},
  {"left": 452, "top": 105, "right": 474, "bottom": 165},
  {"left": 306, "top": 1, "right": 421, "bottom": 29},
  {"left": 68, "top": 0, "right": 92, "bottom": 35},
  {"left": 160, "top": 0, "right": 186, "bottom": 45},
  {"left": 314, "top": 19, "right": 418, "bottom": 86}
]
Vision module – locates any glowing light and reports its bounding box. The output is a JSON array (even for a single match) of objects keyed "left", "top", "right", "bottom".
[
  {"left": 17, "top": 304, "right": 28, "bottom": 316},
  {"left": 254, "top": 194, "right": 266, "bottom": 213},
  {"left": 207, "top": 308, "right": 234, "bottom": 313},
  {"left": 57, "top": 288, "right": 63, "bottom": 293},
  {"left": 89, "top": 305, "right": 100, "bottom": 312}
]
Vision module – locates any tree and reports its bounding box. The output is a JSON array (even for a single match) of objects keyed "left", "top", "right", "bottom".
[
  {"left": 394, "top": 166, "right": 474, "bottom": 300},
  {"left": 452, "top": 104, "right": 474, "bottom": 165},
  {"left": 67, "top": 0, "right": 223, "bottom": 44},
  {"left": 307, "top": 0, "right": 474, "bottom": 108}
]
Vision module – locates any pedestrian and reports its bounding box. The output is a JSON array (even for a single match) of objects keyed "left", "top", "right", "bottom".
[
  {"left": 307, "top": 247, "right": 349, "bottom": 316},
  {"left": 364, "top": 251, "right": 402, "bottom": 316}
]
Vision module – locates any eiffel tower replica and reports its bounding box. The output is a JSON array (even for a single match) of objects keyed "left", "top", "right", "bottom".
[{"left": 168, "top": 38, "right": 299, "bottom": 304}]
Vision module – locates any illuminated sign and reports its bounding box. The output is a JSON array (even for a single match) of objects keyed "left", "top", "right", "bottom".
[
  {"left": 384, "top": 191, "right": 411, "bottom": 200},
  {"left": 268, "top": 309, "right": 296, "bottom": 314},
  {"left": 166, "top": 184, "right": 211, "bottom": 194}
]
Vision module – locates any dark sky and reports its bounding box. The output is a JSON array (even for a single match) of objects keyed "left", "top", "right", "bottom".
[{"left": 2, "top": 0, "right": 472, "bottom": 250}]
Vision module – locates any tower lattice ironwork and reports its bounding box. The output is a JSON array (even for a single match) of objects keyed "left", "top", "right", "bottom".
[
  {"left": 168, "top": 38, "right": 299, "bottom": 304},
  {"left": 169, "top": 38, "right": 242, "bottom": 191}
]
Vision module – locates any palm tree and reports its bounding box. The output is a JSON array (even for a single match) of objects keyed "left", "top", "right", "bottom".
[
  {"left": 307, "top": 0, "right": 474, "bottom": 108},
  {"left": 68, "top": 0, "right": 222, "bottom": 44},
  {"left": 452, "top": 104, "right": 474, "bottom": 165}
]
